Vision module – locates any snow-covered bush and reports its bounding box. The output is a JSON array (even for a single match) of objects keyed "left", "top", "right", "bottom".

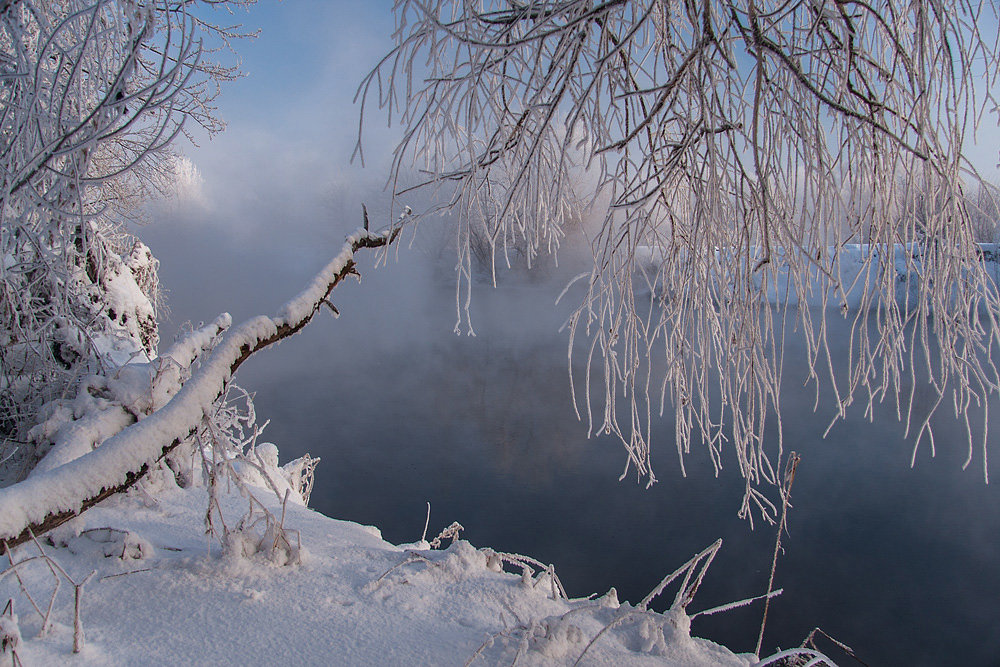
[
  {"left": 0, "top": 0, "right": 252, "bottom": 475},
  {"left": 0, "top": 0, "right": 349, "bottom": 561}
]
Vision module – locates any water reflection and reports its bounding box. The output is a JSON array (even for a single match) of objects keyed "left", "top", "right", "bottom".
[{"left": 234, "top": 277, "right": 1000, "bottom": 666}]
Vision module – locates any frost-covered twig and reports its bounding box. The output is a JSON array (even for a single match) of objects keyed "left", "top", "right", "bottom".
[
  {"left": 464, "top": 626, "right": 521, "bottom": 667},
  {"left": 1, "top": 533, "right": 97, "bottom": 655},
  {"left": 571, "top": 609, "right": 647, "bottom": 667},
  {"left": 365, "top": 551, "right": 440, "bottom": 593},
  {"left": 2, "top": 544, "right": 47, "bottom": 637},
  {"left": 802, "top": 627, "right": 870, "bottom": 667},
  {"left": 71, "top": 571, "right": 96, "bottom": 654},
  {"left": 0, "top": 227, "right": 401, "bottom": 549},
  {"left": 752, "top": 647, "right": 832, "bottom": 667},
  {"left": 0, "top": 598, "right": 22, "bottom": 666},
  {"left": 421, "top": 501, "right": 431, "bottom": 543},
  {"left": 485, "top": 550, "right": 568, "bottom": 601},
  {"left": 429, "top": 522, "right": 465, "bottom": 549},
  {"left": 756, "top": 453, "right": 801, "bottom": 657},
  {"left": 639, "top": 539, "right": 721, "bottom": 612},
  {"left": 689, "top": 589, "right": 783, "bottom": 620},
  {"left": 573, "top": 539, "right": 724, "bottom": 665},
  {"left": 220, "top": 492, "right": 302, "bottom": 565}
]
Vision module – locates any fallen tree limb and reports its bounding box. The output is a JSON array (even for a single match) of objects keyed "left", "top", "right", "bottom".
[
  {"left": 0, "top": 226, "right": 400, "bottom": 550},
  {"left": 29, "top": 315, "right": 232, "bottom": 477}
]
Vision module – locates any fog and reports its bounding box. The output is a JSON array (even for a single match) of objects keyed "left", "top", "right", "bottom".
[
  {"left": 131, "top": 7, "right": 1000, "bottom": 657},
  {"left": 139, "top": 139, "right": 1000, "bottom": 664}
]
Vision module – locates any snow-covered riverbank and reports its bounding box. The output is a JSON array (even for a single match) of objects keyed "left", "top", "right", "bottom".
[{"left": 0, "top": 472, "right": 826, "bottom": 666}]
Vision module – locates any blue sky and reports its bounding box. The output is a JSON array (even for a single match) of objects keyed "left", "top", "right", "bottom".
[
  {"left": 205, "top": 2, "right": 394, "bottom": 127},
  {"left": 143, "top": 2, "right": 409, "bottom": 338},
  {"left": 183, "top": 1, "right": 399, "bottom": 175}
]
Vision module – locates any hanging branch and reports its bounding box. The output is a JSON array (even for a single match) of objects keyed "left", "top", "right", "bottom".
[{"left": 362, "top": 0, "right": 1000, "bottom": 515}]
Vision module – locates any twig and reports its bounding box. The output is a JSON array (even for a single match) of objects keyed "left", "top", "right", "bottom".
[
  {"left": 756, "top": 452, "right": 801, "bottom": 657},
  {"left": 72, "top": 571, "right": 97, "bottom": 653},
  {"left": 429, "top": 522, "right": 465, "bottom": 549},
  {"left": 421, "top": 501, "right": 431, "bottom": 543},
  {"left": 366, "top": 552, "right": 439, "bottom": 592},
  {"left": 3, "top": 542, "right": 46, "bottom": 636},
  {"left": 802, "top": 626, "right": 871, "bottom": 666},
  {"left": 99, "top": 568, "right": 153, "bottom": 581},
  {"left": 690, "top": 589, "right": 783, "bottom": 619}
]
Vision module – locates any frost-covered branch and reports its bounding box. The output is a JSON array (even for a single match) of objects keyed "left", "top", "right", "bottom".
[
  {"left": 1, "top": 0, "right": 257, "bottom": 459},
  {"left": 0, "top": 227, "right": 400, "bottom": 550},
  {"left": 364, "top": 0, "right": 1000, "bottom": 516}
]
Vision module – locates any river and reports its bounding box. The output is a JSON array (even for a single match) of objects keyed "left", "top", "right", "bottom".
[{"left": 145, "top": 217, "right": 1000, "bottom": 665}]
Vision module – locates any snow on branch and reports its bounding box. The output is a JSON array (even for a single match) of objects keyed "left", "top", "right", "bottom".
[
  {"left": 0, "top": 227, "right": 401, "bottom": 550},
  {"left": 26, "top": 315, "right": 232, "bottom": 478}
]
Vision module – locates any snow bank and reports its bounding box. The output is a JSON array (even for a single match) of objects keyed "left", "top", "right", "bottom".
[
  {"left": 635, "top": 242, "right": 1000, "bottom": 308},
  {"left": 0, "top": 481, "right": 779, "bottom": 665}
]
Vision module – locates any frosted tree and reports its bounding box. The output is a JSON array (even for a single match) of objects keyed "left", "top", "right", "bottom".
[
  {"left": 0, "top": 0, "right": 405, "bottom": 546},
  {"left": 361, "top": 0, "right": 1000, "bottom": 521},
  {"left": 0, "top": 0, "right": 254, "bottom": 469}
]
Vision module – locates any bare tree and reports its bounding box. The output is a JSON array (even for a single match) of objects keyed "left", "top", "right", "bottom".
[
  {"left": 0, "top": 0, "right": 254, "bottom": 466},
  {"left": 361, "top": 0, "right": 1000, "bottom": 521}
]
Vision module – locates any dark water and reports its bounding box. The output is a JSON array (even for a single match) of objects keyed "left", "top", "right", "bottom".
[{"left": 221, "top": 266, "right": 1000, "bottom": 666}]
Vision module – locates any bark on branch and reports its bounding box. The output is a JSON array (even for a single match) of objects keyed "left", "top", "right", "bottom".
[{"left": 0, "top": 227, "right": 400, "bottom": 550}]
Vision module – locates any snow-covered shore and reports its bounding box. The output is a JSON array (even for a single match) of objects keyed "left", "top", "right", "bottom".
[
  {"left": 0, "top": 475, "right": 800, "bottom": 666},
  {"left": 635, "top": 242, "right": 1000, "bottom": 308}
]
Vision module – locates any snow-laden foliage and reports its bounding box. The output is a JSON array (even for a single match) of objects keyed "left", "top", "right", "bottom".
[
  {"left": 0, "top": 0, "right": 254, "bottom": 469},
  {"left": 0, "top": 0, "right": 350, "bottom": 563},
  {"left": 363, "top": 0, "right": 1000, "bottom": 519}
]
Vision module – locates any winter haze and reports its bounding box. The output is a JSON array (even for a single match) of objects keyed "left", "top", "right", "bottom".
[{"left": 4, "top": 1, "right": 1000, "bottom": 665}]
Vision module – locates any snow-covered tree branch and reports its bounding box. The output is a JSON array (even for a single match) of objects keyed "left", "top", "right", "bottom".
[
  {"left": 0, "top": 226, "right": 400, "bottom": 549},
  {"left": 361, "top": 0, "right": 1000, "bottom": 520},
  {"left": 0, "top": 0, "right": 415, "bottom": 550},
  {"left": 0, "top": 0, "right": 254, "bottom": 467}
]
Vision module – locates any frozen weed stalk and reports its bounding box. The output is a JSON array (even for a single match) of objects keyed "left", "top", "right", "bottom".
[
  {"left": 0, "top": 533, "right": 96, "bottom": 655},
  {"left": 460, "top": 538, "right": 832, "bottom": 665},
  {"left": 0, "top": 599, "right": 21, "bottom": 667}
]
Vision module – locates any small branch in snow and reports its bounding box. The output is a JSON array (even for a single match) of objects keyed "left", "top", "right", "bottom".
[
  {"left": 800, "top": 627, "right": 870, "bottom": 667},
  {"left": 421, "top": 501, "right": 431, "bottom": 543},
  {"left": 99, "top": 568, "right": 153, "bottom": 582},
  {"left": 756, "top": 453, "right": 800, "bottom": 658},
  {"left": 365, "top": 551, "right": 439, "bottom": 593},
  {"left": 72, "top": 570, "right": 97, "bottom": 654},
  {"left": 428, "top": 521, "right": 464, "bottom": 549}
]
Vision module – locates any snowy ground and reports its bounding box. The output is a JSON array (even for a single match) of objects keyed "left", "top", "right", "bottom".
[{"left": 0, "top": 475, "right": 784, "bottom": 666}]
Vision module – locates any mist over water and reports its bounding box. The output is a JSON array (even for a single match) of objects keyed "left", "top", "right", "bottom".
[
  {"left": 127, "top": 4, "right": 1000, "bottom": 657},
  {"left": 143, "top": 188, "right": 1000, "bottom": 665}
]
